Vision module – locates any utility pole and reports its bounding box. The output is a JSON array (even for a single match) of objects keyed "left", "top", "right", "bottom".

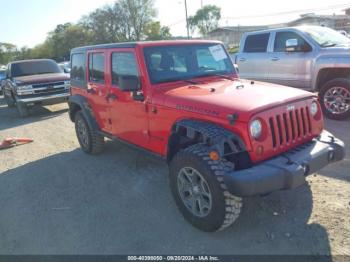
[{"left": 185, "top": 0, "right": 190, "bottom": 39}]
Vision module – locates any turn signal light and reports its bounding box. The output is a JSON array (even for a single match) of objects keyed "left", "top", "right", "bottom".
[
  {"left": 256, "top": 146, "right": 264, "bottom": 156},
  {"left": 209, "top": 151, "right": 220, "bottom": 161}
]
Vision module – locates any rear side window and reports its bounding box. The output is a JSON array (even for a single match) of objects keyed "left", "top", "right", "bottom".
[
  {"left": 243, "top": 33, "right": 270, "bottom": 53},
  {"left": 89, "top": 53, "right": 105, "bottom": 83},
  {"left": 71, "top": 53, "right": 86, "bottom": 85},
  {"left": 111, "top": 52, "right": 139, "bottom": 86}
]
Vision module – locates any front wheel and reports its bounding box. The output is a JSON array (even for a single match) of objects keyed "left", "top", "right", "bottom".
[
  {"left": 4, "top": 91, "right": 15, "bottom": 108},
  {"left": 169, "top": 144, "right": 242, "bottom": 232},
  {"left": 319, "top": 78, "right": 350, "bottom": 120},
  {"left": 17, "top": 102, "right": 29, "bottom": 118},
  {"left": 75, "top": 111, "right": 105, "bottom": 154}
]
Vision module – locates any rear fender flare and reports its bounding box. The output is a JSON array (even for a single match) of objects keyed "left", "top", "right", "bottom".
[{"left": 68, "top": 95, "right": 100, "bottom": 131}]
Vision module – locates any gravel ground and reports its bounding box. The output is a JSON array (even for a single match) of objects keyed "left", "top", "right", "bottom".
[{"left": 0, "top": 99, "right": 349, "bottom": 256}]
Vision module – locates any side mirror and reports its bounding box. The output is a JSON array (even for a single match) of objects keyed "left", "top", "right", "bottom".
[
  {"left": 119, "top": 75, "right": 141, "bottom": 92},
  {"left": 285, "top": 39, "right": 298, "bottom": 52}
]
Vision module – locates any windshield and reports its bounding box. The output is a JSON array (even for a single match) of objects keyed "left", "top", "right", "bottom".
[
  {"left": 302, "top": 26, "right": 350, "bottom": 47},
  {"left": 11, "top": 60, "right": 62, "bottom": 77},
  {"left": 143, "top": 44, "right": 235, "bottom": 84}
]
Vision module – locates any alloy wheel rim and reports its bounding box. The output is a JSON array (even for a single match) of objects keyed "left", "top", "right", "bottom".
[
  {"left": 77, "top": 119, "right": 89, "bottom": 147},
  {"left": 177, "top": 167, "right": 212, "bottom": 217},
  {"left": 324, "top": 86, "right": 350, "bottom": 115}
]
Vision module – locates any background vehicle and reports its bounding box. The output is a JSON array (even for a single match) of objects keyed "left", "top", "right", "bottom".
[
  {"left": 68, "top": 40, "right": 344, "bottom": 232},
  {"left": 0, "top": 69, "right": 6, "bottom": 95},
  {"left": 2, "top": 59, "right": 70, "bottom": 117},
  {"left": 234, "top": 26, "right": 350, "bottom": 120},
  {"left": 58, "top": 61, "right": 71, "bottom": 74}
]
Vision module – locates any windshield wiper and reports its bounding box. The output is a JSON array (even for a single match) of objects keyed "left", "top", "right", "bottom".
[
  {"left": 36, "top": 72, "right": 56, "bottom": 75},
  {"left": 197, "top": 73, "right": 235, "bottom": 81},
  {"left": 155, "top": 77, "right": 200, "bottom": 85},
  {"left": 321, "top": 42, "right": 337, "bottom": 48}
]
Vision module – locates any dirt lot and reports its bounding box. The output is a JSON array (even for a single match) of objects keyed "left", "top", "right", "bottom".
[{"left": 0, "top": 98, "right": 349, "bottom": 256}]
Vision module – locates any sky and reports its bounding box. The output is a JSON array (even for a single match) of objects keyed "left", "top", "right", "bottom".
[{"left": 1, "top": 0, "right": 350, "bottom": 48}]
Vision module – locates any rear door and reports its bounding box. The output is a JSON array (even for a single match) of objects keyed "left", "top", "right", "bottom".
[
  {"left": 267, "top": 31, "right": 314, "bottom": 88},
  {"left": 236, "top": 33, "right": 271, "bottom": 81},
  {"left": 86, "top": 50, "right": 112, "bottom": 133}
]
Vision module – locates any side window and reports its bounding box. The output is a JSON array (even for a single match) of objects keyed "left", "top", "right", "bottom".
[
  {"left": 88, "top": 53, "right": 105, "bottom": 83},
  {"left": 243, "top": 33, "right": 270, "bottom": 53},
  {"left": 111, "top": 52, "right": 139, "bottom": 86},
  {"left": 274, "top": 32, "right": 311, "bottom": 52},
  {"left": 71, "top": 53, "right": 86, "bottom": 86}
]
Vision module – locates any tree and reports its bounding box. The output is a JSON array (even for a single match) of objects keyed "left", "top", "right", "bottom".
[
  {"left": 47, "top": 23, "right": 93, "bottom": 61},
  {"left": 188, "top": 5, "right": 221, "bottom": 36},
  {"left": 80, "top": 3, "right": 130, "bottom": 44},
  {"left": 119, "top": 0, "right": 156, "bottom": 41},
  {"left": 81, "top": 0, "right": 157, "bottom": 42},
  {"left": 0, "top": 43, "right": 17, "bottom": 64},
  {"left": 144, "top": 21, "right": 172, "bottom": 40}
]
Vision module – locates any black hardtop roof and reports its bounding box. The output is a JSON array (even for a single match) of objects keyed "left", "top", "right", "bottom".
[
  {"left": 71, "top": 42, "right": 137, "bottom": 53},
  {"left": 71, "top": 40, "right": 222, "bottom": 53}
]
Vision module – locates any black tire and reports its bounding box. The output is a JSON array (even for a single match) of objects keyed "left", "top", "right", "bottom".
[
  {"left": 319, "top": 78, "right": 350, "bottom": 120},
  {"left": 4, "top": 91, "right": 15, "bottom": 108},
  {"left": 75, "top": 111, "right": 104, "bottom": 155},
  {"left": 169, "top": 144, "right": 242, "bottom": 232},
  {"left": 17, "top": 103, "right": 29, "bottom": 118}
]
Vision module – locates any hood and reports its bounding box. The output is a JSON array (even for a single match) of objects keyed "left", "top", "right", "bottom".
[
  {"left": 319, "top": 45, "right": 350, "bottom": 55},
  {"left": 157, "top": 79, "right": 315, "bottom": 121},
  {"left": 13, "top": 73, "right": 69, "bottom": 85}
]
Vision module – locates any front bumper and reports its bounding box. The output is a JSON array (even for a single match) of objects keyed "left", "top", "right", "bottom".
[
  {"left": 16, "top": 92, "right": 70, "bottom": 104},
  {"left": 224, "top": 131, "right": 345, "bottom": 197}
]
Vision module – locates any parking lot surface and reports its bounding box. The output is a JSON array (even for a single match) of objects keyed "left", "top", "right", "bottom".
[{"left": 0, "top": 99, "right": 349, "bottom": 256}]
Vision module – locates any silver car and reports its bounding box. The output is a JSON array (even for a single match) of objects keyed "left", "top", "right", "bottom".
[{"left": 235, "top": 26, "right": 350, "bottom": 120}]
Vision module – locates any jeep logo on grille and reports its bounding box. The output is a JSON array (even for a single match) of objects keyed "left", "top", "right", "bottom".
[{"left": 287, "top": 105, "right": 295, "bottom": 111}]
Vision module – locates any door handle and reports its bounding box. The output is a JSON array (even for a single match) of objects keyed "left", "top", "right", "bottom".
[
  {"left": 87, "top": 84, "right": 97, "bottom": 94},
  {"left": 239, "top": 58, "right": 246, "bottom": 62},
  {"left": 87, "top": 88, "right": 96, "bottom": 94},
  {"left": 106, "top": 93, "right": 118, "bottom": 101},
  {"left": 271, "top": 57, "right": 280, "bottom": 61}
]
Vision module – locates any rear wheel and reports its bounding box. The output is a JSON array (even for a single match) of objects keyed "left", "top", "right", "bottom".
[
  {"left": 75, "top": 111, "right": 105, "bottom": 154},
  {"left": 169, "top": 144, "right": 242, "bottom": 232},
  {"left": 319, "top": 78, "right": 350, "bottom": 120}
]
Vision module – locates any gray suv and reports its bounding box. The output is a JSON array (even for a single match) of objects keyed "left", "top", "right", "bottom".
[{"left": 234, "top": 26, "right": 350, "bottom": 120}]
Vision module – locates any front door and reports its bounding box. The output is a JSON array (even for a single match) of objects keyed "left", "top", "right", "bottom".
[
  {"left": 106, "top": 49, "right": 149, "bottom": 149},
  {"left": 268, "top": 31, "right": 314, "bottom": 89}
]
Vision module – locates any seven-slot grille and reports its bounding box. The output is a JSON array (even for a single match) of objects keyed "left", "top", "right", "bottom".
[{"left": 269, "top": 106, "right": 312, "bottom": 148}]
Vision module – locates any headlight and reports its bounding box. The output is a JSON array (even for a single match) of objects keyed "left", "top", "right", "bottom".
[
  {"left": 310, "top": 102, "right": 319, "bottom": 117},
  {"left": 250, "top": 119, "right": 263, "bottom": 139}
]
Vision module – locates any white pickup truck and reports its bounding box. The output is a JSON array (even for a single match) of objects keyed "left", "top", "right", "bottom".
[{"left": 234, "top": 26, "right": 350, "bottom": 120}]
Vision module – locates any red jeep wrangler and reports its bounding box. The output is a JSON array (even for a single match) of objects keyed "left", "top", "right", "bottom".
[{"left": 68, "top": 41, "right": 345, "bottom": 232}]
